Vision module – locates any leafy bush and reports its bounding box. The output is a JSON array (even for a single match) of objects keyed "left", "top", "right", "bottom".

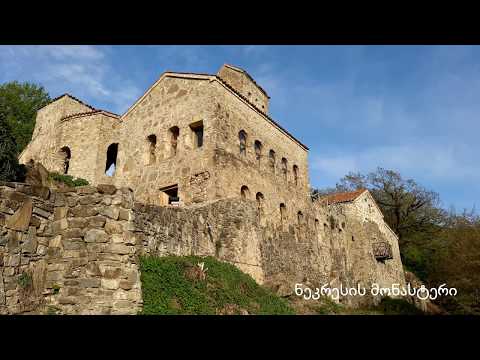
[
  {"left": 140, "top": 255, "right": 294, "bottom": 315},
  {"left": 18, "top": 273, "right": 32, "bottom": 289},
  {"left": 48, "top": 172, "right": 89, "bottom": 187}
]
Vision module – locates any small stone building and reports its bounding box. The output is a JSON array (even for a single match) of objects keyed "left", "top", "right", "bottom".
[{"left": 0, "top": 64, "right": 408, "bottom": 314}]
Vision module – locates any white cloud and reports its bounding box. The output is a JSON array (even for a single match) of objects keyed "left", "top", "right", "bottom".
[{"left": 0, "top": 45, "right": 141, "bottom": 114}]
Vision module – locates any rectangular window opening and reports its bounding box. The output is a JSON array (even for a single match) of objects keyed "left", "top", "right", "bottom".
[
  {"left": 159, "top": 184, "right": 180, "bottom": 206},
  {"left": 190, "top": 121, "right": 204, "bottom": 148}
]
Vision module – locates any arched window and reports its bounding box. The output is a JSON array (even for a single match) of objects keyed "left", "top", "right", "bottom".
[
  {"left": 315, "top": 219, "right": 319, "bottom": 233},
  {"left": 293, "top": 165, "right": 299, "bottom": 186},
  {"left": 240, "top": 185, "right": 250, "bottom": 200},
  {"left": 239, "top": 130, "right": 247, "bottom": 156},
  {"left": 280, "top": 203, "right": 286, "bottom": 223},
  {"left": 256, "top": 192, "right": 264, "bottom": 212},
  {"left": 254, "top": 140, "right": 262, "bottom": 163},
  {"left": 281, "top": 158, "right": 288, "bottom": 181},
  {"left": 169, "top": 126, "right": 180, "bottom": 156},
  {"left": 269, "top": 150, "right": 276, "bottom": 172},
  {"left": 59, "top": 146, "right": 71, "bottom": 174},
  {"left": 105, "top": 143, "right": 118, "bottom": 177},
  {"left": 146, "top": 134, "right": 157, "bottom": 165},
  {"left": 297, "top": 211, "right": 303, "bottom": 224}
]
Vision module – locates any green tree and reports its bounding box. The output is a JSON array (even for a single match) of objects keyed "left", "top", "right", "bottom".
[
  {"left": 0, "top": 112, "right": 23, "bottom": 181},
  {"left": 0, "top": 81, "right": 50, "bottom": 154}
]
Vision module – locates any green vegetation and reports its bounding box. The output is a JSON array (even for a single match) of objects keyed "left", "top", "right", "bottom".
[
  {"left": 18, "top": 273, "right": 32, "bottom": 289},
  {"left": 140, "top": 255, "right": 295, "bottom": 315},
  {"left": 0, "top": 81, "right": 51, "bottom": 153},
  {"left": 48, "top": 172, "right": 89, "bottom": 187},
  {"left": 0, "top": 111, "right": 26, "bottom": 182}
]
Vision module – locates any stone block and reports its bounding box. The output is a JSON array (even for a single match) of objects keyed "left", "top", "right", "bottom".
[
  {"left": 68, "top": 217, "right": 88, "bottom": 228},
  {"left": 97, "top": 184, "right": 117, "bottom": 195},
  {"left": 105, "top": 244, "right": 133, "bottom": 255},
  {"left": 104, "top": 220, "right": 123, "bottom": 234},
  {"left": 5, "top": 199, "right": 32, "bottom": 231},
  {"left": 76, "top": 186, "right": 97, "bottom": 195},
  {"left": 100, "top": 207, "right": 119, "bottom": 220},
  {"left": 101, "top": 278, "right": 119, "bottom": 290},
  {"left": 54, "top": 207, "right": 68, "bottom": 221},
  {"left": 84, "top": 229, "right": 108, "bottom": 243},
  {"left": 87, "top": 215, "right": 106, "bottom": 228},
  {"left": 63, "top": 228, "right": 84, "bottom": 239},
  {"left": 78, "top": 278, "right": 101, "bottom": 288}
]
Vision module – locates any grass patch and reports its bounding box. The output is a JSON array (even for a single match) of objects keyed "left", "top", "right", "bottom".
[
  {"left": 48, "top": 172, "right": 89, "bottom": 187},
  {"left": 139, "top": 255, "right": 295, "bottom": 315}
]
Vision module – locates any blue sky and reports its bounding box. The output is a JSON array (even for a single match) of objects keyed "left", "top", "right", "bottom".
[{"left": 0, "top": 45, "right": 477, "bottom": 211}]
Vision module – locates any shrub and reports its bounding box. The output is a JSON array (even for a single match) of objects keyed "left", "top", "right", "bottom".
[
  {"left": 140, "top": 255, "right": 294, "bottom": 315},
  {"left": 18, "top": 273, "right": 32, "bottom": 289},
  {"left": 48, "top": 172, "right": 89, "bottom": 187}
]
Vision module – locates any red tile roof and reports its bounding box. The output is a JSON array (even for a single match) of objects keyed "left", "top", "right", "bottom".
[{"left": 322, "top": 189, "right": 367, "bottom": 205}]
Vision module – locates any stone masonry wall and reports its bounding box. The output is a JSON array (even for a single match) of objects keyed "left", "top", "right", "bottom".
[
  {"left": 0, "top": 182, "right": 142, "bottom": 315},
  {"left": 1, "top": 181, "right": 407, "bottom": 314}
]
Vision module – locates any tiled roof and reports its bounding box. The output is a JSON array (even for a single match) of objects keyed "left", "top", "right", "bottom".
[
  {"left": 38, "top": 93, "right": 96, "bottom": 111},
  {"left": 322, "top": 189, "right": 367, "bottom": 205}
]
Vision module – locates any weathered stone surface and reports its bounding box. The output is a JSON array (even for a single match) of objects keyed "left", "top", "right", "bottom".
[
  {"left": 104, "top": 220, "right": 123, "bottom": 234},
  {"left": 51, "top": 218, "right": 68, "bottom": 234},
  {"left": 22, "top": 226, "right": 38, "bottom": 254},
  {"left": 68, "top": 217, "right": 87, "bottom": 228},
  {"left": 97, "top": 184, "right": 117, "bottom": 195},
  {"left": 76, "top": 186, "right": 97, "bottom": 195},
  {"left": 63, "top": 228, "right": 84, "bottom": 239},
  {"left": 69, "top": 205, "right": 99, "bottom": 217},
  {"left": 53, "top": 207, "right": 68, "bottom": 221},
  {"left": 100, "top": 207, "right": 119, "bottom": 220},
  {"left": 87, "top": 216, "right": 106, "bottom": 228},
  {"left": 84, "top": 229, "right": 108, "bottom": 243},
  {"left": 5, "top": 199, "right": 32, "bottom": 231},
  {"left": 101, "top": 278, "right": 119, "bottom": 290}
]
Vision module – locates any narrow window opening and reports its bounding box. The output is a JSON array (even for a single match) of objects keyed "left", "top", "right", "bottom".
[
  {"left": 189, "top": 121, "right": 204, "bottom": 148},
  {"left": 297, "top": 211, "right": 303, "bottom": 225},
  {"left": 239, "top": 130, "right": 247, "bottom": 156},
  {"left": 256, "top": 192, "right": 264, "bottom": 216},
  {"left": 146, "top": 134, "right": 157, "bottom": 165},
  {"left": 293, "top": 165, "right": 299, "bottom": 186},
  {"left": 60, "top": 146, "right": 71, "bottom": 175},
  {"left": 254, "top": 140, "right": 262, "bottom": 164},
  {"left": 169, "top": 126, "right": 180, "bottom": 156},
  {"left": 269, "top": 150, "right": 276, "bottom": 172},
  {"left": 105, "top": 143, "right": 118, "bottom": 177},
  {"left": 159, "top": 184, "right": 179, "bottom": 206},
  {"left": 281, "top": 158, "right": 288, "bottom": 181},
  {"left": 240, "top": 185, "right": 250, "bottom": 200},
  {"left": 280, "top": 203, "right": 286, "bottom": 223}
]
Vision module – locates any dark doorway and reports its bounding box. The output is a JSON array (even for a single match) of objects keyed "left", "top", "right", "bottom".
[
  {"left": 60, "top": 146, "right": 71, "bottom": 174},
  {"left": 105, "top": 143, "right": 118, "bottom": 176},
  {"left": 160, "top": 184, "right": 179, "bottom": 206}
]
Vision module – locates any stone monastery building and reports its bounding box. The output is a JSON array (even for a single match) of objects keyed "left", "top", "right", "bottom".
[{"left": 0, "top": 64, "right": 407, "bottom": 313}]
